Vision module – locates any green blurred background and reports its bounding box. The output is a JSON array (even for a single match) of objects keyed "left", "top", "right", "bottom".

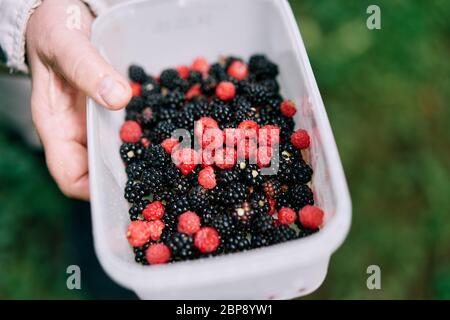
[{"left": 0, "top": 0, "right": 449, "bottom": 299}]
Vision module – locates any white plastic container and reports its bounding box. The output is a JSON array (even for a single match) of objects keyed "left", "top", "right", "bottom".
[{"left": 87, "top": 0, "right": 351, "bottom": 299}]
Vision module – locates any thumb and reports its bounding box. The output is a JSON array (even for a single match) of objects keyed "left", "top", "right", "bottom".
[{"left": 53, "top": 33, "right": 132, "bottom": 110}]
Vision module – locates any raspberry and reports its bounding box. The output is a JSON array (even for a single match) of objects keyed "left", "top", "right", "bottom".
[
  {"left": 172, "top": 148, "right": 199, "bottom": 175},
  {"left": 126, "top": 221, "right": 151, "bottom": 247},
  {"left": 191, "top": 57, "right": 209, "bottom": 75},
  {"left": 259, "top": 125, "right": 280, "bottom": 146},
  {"left": 198, "top": 166, "right": 217, "bottom": 189},
  {"left": 268, "top": 196, "right": 276, "bottom": 215},
  {"left": 194, "top": 227, "right": 220, "bottom": 253},
  {"left": 238, "top": 120, "right": 259, "bottom": 139},
  {"left": 201, "top": 127, "right": 223, "bottom": 148},
  {"left": 178, "top": 211, "right": 201, "bottom": 235},
  {"left": 291, "top": 129, "right": 310, "bottom": 149},
  {"left": 148, "top": 220, "right": 165, "bottom": 241},
  {"left": 120, "top": 121, "right": 142, "bottom": 143},
  {"left": 161, "top": 138, "right": 179, "bottom": 155},
  {"left": 141, "top": 137, "right": 151, "bottom": 148},
  {"left": 227, "top": 61, "right": 249, "bottom": 80},
  {"left": 299, "top": 205, "right": 324, "bottom": 229},
  {"left": 194, "top": 117, "right": 219, "bottom": 140},
  {"left": 130, "top": 82, "right": 142, "bottom": 97},
  {"left": 223, "top": 128, "right": 243, "bottom": 147},
  {"left": 257, "top": 145, "right": 273, "bottom": 168},
  {"left": 146, "top": 243, "right": 171, "bottom": 265},
  {"left": 278, "top": 207, "right": 296, "bottom": 225},
  {"left": 176, "top": 65, "right": 190, "bottom": 79},
  {"left": 216, "top": 81, "right": 236, "bottom": 101},
  {"left": 201, "top": 149, "right": 215, "bottom": 167},
  {"left": 280, "top": 100, "right": 297, "bottom": 117},
  {"left": 143, "top": 201, "right": 165, "bottom": 220},
  {"left": 185, "top": 84, "right": 202, "bottom": 100},
  {"left": 236, "top": 138, "right": 257, "bottom": 161},
  {"left": 215, "top": 147, "right": 237, "bottom": 169}
]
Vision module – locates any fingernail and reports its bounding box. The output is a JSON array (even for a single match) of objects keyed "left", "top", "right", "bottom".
[{"left": 98, "top": 76, "right": 128, "bottom": 107}]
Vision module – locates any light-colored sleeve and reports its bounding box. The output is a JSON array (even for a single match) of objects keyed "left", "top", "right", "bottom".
[
  {"left": 0, "top": 0, "right": 42, "bottom": 73},
  {"left": 0, "top": 0, "right": 111, "bottom": 73}
]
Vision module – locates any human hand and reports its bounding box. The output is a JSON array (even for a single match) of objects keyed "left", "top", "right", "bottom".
[{"left": 26, "top": 0, "right": 132, "bottom": 200}]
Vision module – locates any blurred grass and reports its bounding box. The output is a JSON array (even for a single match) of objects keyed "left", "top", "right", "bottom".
[
  {"left": 289, "top": 0, "right": 450, "bottom": 299},
  {"left": 0, "top": 0, "right": 449, "bottom": 299}
]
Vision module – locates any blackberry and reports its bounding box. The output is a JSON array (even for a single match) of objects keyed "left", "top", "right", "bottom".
[
  {"left": 245, "top": 83, "right": 271, "bottom": 106},
  {"left": 266, "top": 95, "right": 283, "bottom": 110},
  {"left": 231, "top": 201, "right": 255, "bottom": 226},
  {"left": 211, "top": 213, "right": 236, "bottom": 239},
  {"left": 144, "top": 92, "right": 164, "bottom": 108},
  {"left": 189, "top": 98, "right": 211, "bottom": 119},
  {"left": 125, "top": 96, "right": 144, "bottom": 121},
  {"left": 298, "top": 226, "right": 319, "bottom": 237},
  {"left": 260, "top": 78, "right": 280, "bottom": 94},
  {"left": 248, "top": 54, "right": 279, "bottom": 80},
  {"left": 187, "top": 71, "right": 202, "bottom": 86},
  {"left": 167, "top": 195, "right": 191, "bottom": 216},
  {"left": 271, "top": 225, "right": 297, "bottom": 244},
  {"left": 288, "top": 184, "right": 314, "bottom": 211},
  {"left": 166, "top": 232, "right": 196, "bottom": 261},
  {"left": 151, "top": 120, "right": 176, "bottom": 143},
  {"left": 172, "top": 178, "right": 192, "bottom": 194},
  {"left": 210, "top": 100, "right": 233, "bottom": 127},
  {"left": 278, "top": 160, "right": 295, "bottom": 184},
  {"left": 217, "top": 183, "right": 247, "bottom": 206},
  {"left": 160, "top": 69, "right": 182, "bottom": 90},
  {"left": 146, "top": 144, "right": 171, "bottom": 168},
  {"left": 250, "top": 191, "right": 270, "bottom": 216},
  {"left": 201, "top": 76, "right": 218, "bottom": 96},
  {"left": 255, "top": 106, "right": 274, "bottom": 126},
  {"left": 280, "top": 142, "right": 301, "bottom": 159},
  {"left": 175, "top": 108, "right": 195, "bottom": 130},
  {"left": 141, "top": 168, "right": 166, "bottom": 194},
  {"left": 126, "top": 160, "right": 148, "bottom": 180},
  {"left": 120, "top": 142, "right": 146, "bottom": 164},
  {"left": 291, "top": 161, "right": 313, "bottom": 184},
  {"left": 162, "top": 212, "right": 177, "bottom": 233},
  {"left": 128, "top": 198, "right": 150, "bottom": 220},
  {"left": 163, "top": 90, "right": 185, "bottom": 109},
  {"left": 124, "top": 181, "right": 147, "bottom": 203},
  {"left": 155, "top": 107, "right": 178, "bottom": 122},
  {"left": 262, "top": 179, "right": 282, "bottom": 199},
  {"left": 138, "top": 106, "right": 155, "bottom": 126},
  {"left": 272, "top": 116, "right": 295, "bottom": 142},
  {"left": 160, "top": 227, "right": 174, "bottom": 242},
  {"left": 199, "top": 205, "right": 225, "bottom": 226},
  {"left": 252, "top": 213, "right": 275, "bottom": 233},
  {"left": 243, "top": 164, "right": 265, "bottom": 187},
  {"left": 233, "top": 96, "right": 256, "bottom": 122},
  {"left": 223, "top": 231, "right": 251, "bottom": 253},
  {"left": 141, "top": 78, "right": 160, "bottom": 97},
  {"left": 154, "top": 189, "right": 172, "bottom": 204},
  {"left": 251, "top": 232, "right": 273, "bottom": 248},
  {"left": 276, "top": 190, "right": 290, "bottom": 210},
  {"left": 216, "top": 168, "right": 241, "bottom": 187},
  {"left": 128, "top": 65, "right": 148, "bottom": 83},
  {"left": 208, "top": 63, "right": 228, "bottom": 81},
  {"left": 188, "top": 185, "right": 210, "bottom": 211},
  {"left": 133, "top": 241, "right": 151, "bottom": 265}
]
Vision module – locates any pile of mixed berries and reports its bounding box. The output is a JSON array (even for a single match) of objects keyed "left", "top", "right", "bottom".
[{"left": 120, "top": 54, "right": 325, "bottom": 265}]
